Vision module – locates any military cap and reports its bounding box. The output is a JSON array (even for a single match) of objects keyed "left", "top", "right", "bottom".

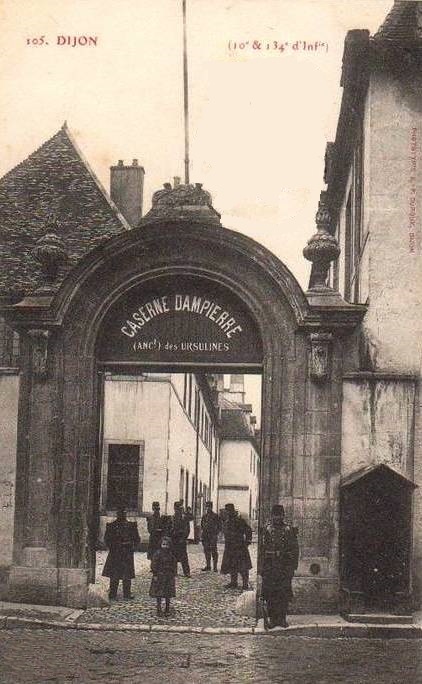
[{"left": 271, "top": 504, "right": 285, "bottom": 516}]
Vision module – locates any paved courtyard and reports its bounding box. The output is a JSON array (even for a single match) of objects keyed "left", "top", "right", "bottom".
[
  {"left": 0, "top": 629, "right": 420, "bottom": 683},
  {"left": 80, "top": 542, "right": 257, "bottom": 627}
]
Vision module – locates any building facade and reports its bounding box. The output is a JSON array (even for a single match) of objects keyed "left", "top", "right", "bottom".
[
  {"left": 319, "top": 0, "right": 422, "bottom": 610},
  {"left": 99, "top": 371, "right": 220, "bottom": 541},
  {"left": 213, "top": 375, "right": 260, "bottom": 525},
  {"left": 0, "top": 2, "right": 420, "bottom": 614}
]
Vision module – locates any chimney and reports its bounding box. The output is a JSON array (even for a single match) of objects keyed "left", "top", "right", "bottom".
[
  {"left": 110, "top": 159, "right": 145, "bottom": 228},
  {"left": 229, "top": 374, "right": 245, "bottom": 403}
]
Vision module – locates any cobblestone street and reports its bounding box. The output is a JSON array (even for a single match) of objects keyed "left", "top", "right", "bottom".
[
  {"left": 80, "top": 542, "right": 257, "bottom": 627},
  {"left": 0, "top": 629, "right": 420, "bottom": 683}
]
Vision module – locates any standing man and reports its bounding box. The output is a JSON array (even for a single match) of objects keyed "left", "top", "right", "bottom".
[
  {"left": 147, "top": 501, "right": 163, "bottom": 560},
  {"left": 102, "top": 507, "right": 140, "bottom": 600},
  {"left": 259, "top": 504, "right": 299, "bottom": 628},
  {"left": 220, "top": 503, "right": 252, "bottom": 589},
  {"left": 201, "top": 501, "right": 221, "bottom": 572},
  {"left": 170, "top": 500, "right": 191, "bottom": 577}
]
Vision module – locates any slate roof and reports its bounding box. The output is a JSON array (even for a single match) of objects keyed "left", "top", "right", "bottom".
[
  {"left": 341, "top": 463, "right": 417, "bottom": 489},
  {"left": 374, "top": 1, "right": 422, "bottom": 43},
  {"left": 220, "top": 400, "right": 259, "bottom": 449},
  {"left": 0, "top": 123, "right": 128, "bottom": 297},
  {"left": 221, "top": 409, "right": 252, "bottom": 440}
]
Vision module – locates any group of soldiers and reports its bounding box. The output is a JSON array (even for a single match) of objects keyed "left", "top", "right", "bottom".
[
  {"left": 146, "top": 500, "right": 254, "bottom": 589},
  {"left": 102, "top": 501, "right": 299, "bottom": 629}
]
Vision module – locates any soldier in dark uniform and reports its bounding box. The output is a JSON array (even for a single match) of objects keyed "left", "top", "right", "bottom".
[
  {"left": 201, "top": 501, "right": 222, "bottom": 571},
  {"left": 170, "top": 501, "right": 191, "bottom": 577},
  {"left": 147, "top": 501, "right": 163, "bottom": 560},
  {"left": 259, "top": 504, "right": 299, "bottom": 628},
  {"left": 220, "top": 503, "right": 252, "bottom": 589},
  {"left": 102, "top": 507, "right": 140, "bottom": 600}
]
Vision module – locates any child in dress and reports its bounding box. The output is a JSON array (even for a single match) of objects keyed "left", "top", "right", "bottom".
[{"left": 149, "top": 536, "right": 177, "bottom": 616}]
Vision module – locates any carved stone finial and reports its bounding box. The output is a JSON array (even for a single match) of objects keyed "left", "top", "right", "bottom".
[
  {"left": 144, "top": 182, "right": 221, "bottom": 225},
  {"left": 303, "top": 194, "right": 340, "bottom": 290},
  {"left": 33, "top": 231, "right": 67, "bottom": 282}
]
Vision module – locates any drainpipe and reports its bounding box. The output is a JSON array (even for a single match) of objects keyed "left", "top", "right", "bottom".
[
  {"left": 194, "top": 386, "right": 200, "bottom": 540},
  {"left": 208, "top": 432, "right": 212, "bottom": 500},
  {"left": 216, "top": 412, "right": 221, "bottom": 512}
]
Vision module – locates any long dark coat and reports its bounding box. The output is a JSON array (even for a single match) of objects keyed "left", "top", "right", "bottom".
[
  {"left": 260, "top": 522, "right": 299, "bottom": 601},
  {"left": 170, "top": 513, "right": 190, "bottom": 562},
  {"left": 221, "top": 514, "right": 252, "bottom": 574},
  {"left": 149, "top": 549, "right": 177, "bottom": 598},
  {"left": 147, "top": 512, "right": 163, "bottom": 560},
  {"left": 201, "top": 511, "right": 222, "bottom": 543},
  {"left": 102, "top": 520, "right": 140, "bottom": 580}
]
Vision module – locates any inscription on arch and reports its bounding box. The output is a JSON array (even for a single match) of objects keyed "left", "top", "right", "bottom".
[{"left": 97, "top": 275, "right": 263, "bottom": 366}]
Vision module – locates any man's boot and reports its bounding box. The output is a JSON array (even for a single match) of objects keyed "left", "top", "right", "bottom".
[
  {"left": 123, "top": 579, "right": 134, "bottom": 599},
  {"left": 109, "top": 578, "right": 118, "bottom": 600},
  {"left": 202, "top": 550, "right": 211, "bottom": 570},
  {"left": 225, "top": 573, "right": 238, "bottom": 589}
]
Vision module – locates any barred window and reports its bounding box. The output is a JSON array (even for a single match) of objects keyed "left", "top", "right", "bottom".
[{"left": 106, "top": 442, "right": 143, "bottom": 511}]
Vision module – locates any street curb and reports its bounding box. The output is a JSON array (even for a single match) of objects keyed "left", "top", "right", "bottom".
[{"left": 0, "top": 615, "right": 421, "bottom": 638}]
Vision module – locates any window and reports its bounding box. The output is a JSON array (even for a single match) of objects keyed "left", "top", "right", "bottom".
[
  {"left": 188, "top": 374, "right": 193, "bottom": 417},
  {"left": 194, "top": 391, "right": 199, "bottom": 428},
  {"left": 344, "top": 128, "right": 364, "bottom": 303},
  {"left": 179, "top": 467, "right": 185, "bottom": 501},
  {"left": 183, "top": 374, "right": 187, "bottom": 408},
  {"left": 344, "top": 192, "right": 352, "bottom": 301},
  {"left": 332, "top": 222, "right": 340, "bottom": 292},
  {"left": 352, "top": 136, "right": 363, "bottom": 302},
  {"left": 185, "top": 469, "right": 189, "bottom": 509},
  {"left": 12, "top": 332, "right": 20, "bottom": 362},
  {"left": 0, "top": 317, "right": 19, "bottom": 367},
  {"left": 106, "top": 443, "right": 142, "bottom": 511}
]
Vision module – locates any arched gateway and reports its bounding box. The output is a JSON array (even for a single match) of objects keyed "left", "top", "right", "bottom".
[{"left": 3, "top": 189, "right": 365, "bottom": 610}]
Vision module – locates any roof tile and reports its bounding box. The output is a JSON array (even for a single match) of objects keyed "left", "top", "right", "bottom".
[{"left": 0, "top": 125, "right": 127, "bottom": 296}]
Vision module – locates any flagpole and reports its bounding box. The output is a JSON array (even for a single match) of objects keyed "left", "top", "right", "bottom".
[{"left": 183, "top": 0, "right": 190, "bottom": 185}]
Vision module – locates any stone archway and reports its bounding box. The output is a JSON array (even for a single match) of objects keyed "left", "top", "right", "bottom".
[{"left": 4, "top": 218, "right": 365, "bottom": 608}]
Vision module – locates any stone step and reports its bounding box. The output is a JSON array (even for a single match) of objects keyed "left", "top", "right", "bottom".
[{"left": 345, "top": 613, "right": 413, "bottom": 625}]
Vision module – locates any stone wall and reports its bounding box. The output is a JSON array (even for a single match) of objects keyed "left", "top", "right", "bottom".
[
  {"left": 334, "top": 64, "right": 422, "bottom": 606},
  {"left": 361, "top": 69, "right": 422, "bottom": 373},
  {"left": 219, "top": 439, "right": 259, "bottom": 521},
  {"left": 342, "top": 377, "right": 415, "bottom": 479},
  {"left": 0, "top": 372, "right": 19, "bottom": 597}
]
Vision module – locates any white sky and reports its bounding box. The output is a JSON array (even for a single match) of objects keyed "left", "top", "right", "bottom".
[{"left": 0, "top": 0, "right": 393, "bottom": 414}]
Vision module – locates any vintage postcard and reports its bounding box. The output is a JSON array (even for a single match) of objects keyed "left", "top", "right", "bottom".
[{"left": 0, "top": 1, "right": 420, "bottom": 682}]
